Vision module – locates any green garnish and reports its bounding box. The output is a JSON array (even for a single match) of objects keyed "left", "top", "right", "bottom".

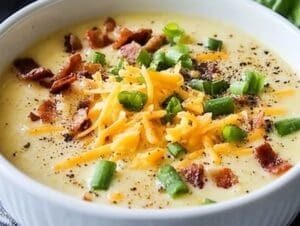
[
  {"left": 203, "top": 96, "right": 235, "bottom": 117},
  {"left": 230, "top": 71, "right": 265, "bottom": 96},
  {"left": 89, "top": 52, "right": 106, "bottom": 65},
  {"left": 137, "top": 49, "right": 152, "bottom": 67},
  {"left": 163, "top": 96, "right": 183, "bottom": 122},
  {"left": 167, "top": 142, "right": 187, "bottom": 158},
  {"left": 189, "top": 79, "right": 229, "bottom": 95},
  {"left": 274, "top": 118, "right": 300, "bottom": 136},
  {"left": 110, "top": 59, "right": 124, "bottom": 81},
  {"left": 150, "top": 49, "right": 169, "bottom": 71},
  {"left": 222, "top": 125, "right": 247, "bottom": 142},
  {"left": 202, "top": 198, "right": 217, "bottom": 205},
  {"left": 118, "top": 91, "right": 147, "bottom": 112},
  {"left": 206, "top": 38, "right": 223, "bottom": 51},
  {"left": 91, "top": 160, "right": 116, "bottom": 190},
  {"left": 163, "top": 22, "right": 185, "bottom": 44},
  {"left": 157, "top": 164, "right": 189, "bottom": 198},
  {"left": 165, "top": 44, "right": 192, "bottom": 69}
]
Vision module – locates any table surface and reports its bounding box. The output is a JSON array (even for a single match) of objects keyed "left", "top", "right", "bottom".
[{"left": 0, "top": 1, "right": 299, "bottom": 225}]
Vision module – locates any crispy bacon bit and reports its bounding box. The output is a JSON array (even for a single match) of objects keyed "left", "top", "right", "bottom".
[
  {"left": 37, "top": 100, "right": 57, "bottom": 123},
  {"left": 211, "top": 168, "right": 238, "bottom": 189},
  {"left": 28, "top": 112, "right": 40, "bottom": 121},
  {"left": 82, "top": 63, "right": 102, "bottom": 75},
  {"left": 13, "top": 58, "right": 39, "bottom": 76},
  {"left": 255, "top": 143, "right": 292, "bottom": 175},
  {"left": 180, "top": 163, "right": 205, "bottom": 189},
  {"left": 113, "top": 28, "right": 152, "bottom": 49},
  {"left": 64, "top": 33, "right": 82, "bottom": 53},
  {"left": 82, "top": 192, "right": 93, "bottom": 202},
  {"left": 14, "top": 58, "right": 54, "bottom": 81},
  {"left": 50, "top": 73, "right": 77, "bottom": 94},
  {"left": 57, "top": 53, "right": 82, "bottom": 79},
  {"left": 144, "top": 34, "right": 166, "bottom": 53},
  {"left": 77, "top": 71, "right": 92, "bottom": 79},
  {"left": 104, "top": 17, "right": 117, "bottom": 32},
  {"left": 86, "top": 27, "right": 113, "bottom": 49},
  {"left": 77, "top": 100, "right": 90, "bottom": 109},
  {"left": 71, "top": 107, "right": 91, "bottom": 133},
  {"left": 252, "top": 111, "right": 265, "bottom": 130},
  {"left": 119, "top": 41, "right": 141, "bottom": 65}
]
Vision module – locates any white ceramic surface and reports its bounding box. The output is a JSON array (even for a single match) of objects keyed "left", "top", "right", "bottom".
[{"left": 0, "top": 0, "right": 300, "bottom": 226}]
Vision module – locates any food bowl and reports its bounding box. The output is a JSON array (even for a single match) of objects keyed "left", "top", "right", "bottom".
[{"left": 0, "top": 0, "right": 300, "bottom": 225}]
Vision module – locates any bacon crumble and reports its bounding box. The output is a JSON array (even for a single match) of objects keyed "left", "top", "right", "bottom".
[
  {"left": 37, "top": 100, "right": 57, "bottom": 123},
  {"left": 64, "top": 33, "right": 83, "bottom": 53},
  {"left": 255, "top": 143, "right": 292, "bottom": 175},
  {"left": 113, "top": 28, "right": 152, "bottom": 49},
  {"left": 50, "top": 73, "right": 77, "bottom": 94},
  {"left": 211, "top": 168, "right": 238, "bottom": 189},
  {"left": 180, "top": 163, "right": 205, "bottom": 189},
  {"left": 144, "top": 34, "right": 166, "bottom": 53},
  {"left": 119, "top": 41, "right": 142, "bottom": 65}
]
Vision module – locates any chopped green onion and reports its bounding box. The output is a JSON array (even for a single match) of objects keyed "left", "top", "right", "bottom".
[
  {"left": 274, "top": 118, "right": 300, "bottom": 136},
  {"left": 165, "top": 44, "right": 192, "bottom": 69},
  {"left": 243, "top": 71, "right": 265, "bottom": 95},
  {"left": 163, "top": 22, "right": 185, "bottom": 44},
  {"left": 189, "top": 79, "right": 229, "bottom": 95},
  {"left": 206, "top": 38, "right": 223, "bottom": 51},
  {"left": 163, "top": 96, "right": 183, "bottom": 122},
  {"left": 89, "top": 52, "right": 106, "bottom": 65},
  {"left": 157, "top": 164, "right": 189, "bottom": 198},
  {"left": 203, "top": 96, "right": 235, "bottom": 117},
  {"left": 118, "top": 91, "right": 147, "bottom": 112},
  {"left": 137, "top": 49, "right": 152, "bottom": 67},
  {"left": 150, "top": 49, "right": 169, "bottom": 71},
  {"left": 230, "top": 81, "right": 249, "bottom": 95},
  {"left": 167, "top": 142, "right": 187, "bottom": 158},
  {"left": 222, "top": 125, "right": 247, "bottom": 142},
  {"left": 211, "top": 80, "right": 230, "bottom": 95},
  {"left": 202, "top": 198, "right": 217, "bottom": 205},
  {"left": 91, "top": 160, "right": 116, "bottom": 190},
  {"left": 110, "top": 59, "right": 124, "bottom": 81}
]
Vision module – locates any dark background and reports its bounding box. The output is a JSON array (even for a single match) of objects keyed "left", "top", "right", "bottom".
[{"left": 0, "top": 1, "right": 299, "bottom": 225}]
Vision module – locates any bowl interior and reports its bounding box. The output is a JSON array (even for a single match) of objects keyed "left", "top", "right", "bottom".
[{"left": 0, "top": 0, "right": 300, "bottom": 219}]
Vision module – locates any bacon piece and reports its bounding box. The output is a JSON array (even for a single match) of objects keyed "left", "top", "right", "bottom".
[
  {"left": 50, "top": 73, "right": 77, "bottom": 94},
  {"left": 37, "top": 100, "right": 57, "bottom": 123},
  {"left": 82, "top": 63, "right": 102, "bottom": 75},
  {"left": 57, "top": 53, "right": 82, "bottom": 79},
  {"left": 113, "top": 28, "right": 152, "bottom": 49},
  {"left": 86, "top": 27, "right": 113, "bottom": 49},
  {"left": 252, "top": 111, "right": 265, "bottom": 130},
  {"left": 64, "top": 33, "right": 82, "bottom": 53},
  {"left": 71, "top": 107, "right": 91, "bottom": 133},
  {"left": 39, "top": 78, "right": 54, "bottom": 88},
  {"left": 13, "top": 58, "right": 39, "bottom": 76},
  {"left": 144, "top": 34, "right": 166, "bottom": 53},
  {"left": 180, "top": 163, "right": 205, "bottom": 189},
  {"left": 77, "top": 100, "right": 90, "bottom": 109},
  {"left": 28, "top": 112, "right": 40, "bottom": 121},
  {"left": 104, "top": 17, "right": 116, "bottom": 32},
  {"left": 119, "top": 41, "right": 141, "bottom": 65},
  {"left": 13, "top": 58, "right": 54, "bottom": 81},
  {"left": 255, "top": 143, "right": 292, "bottom": 175},
  {"left": 211, "top": 168, "right": 238, "bottom": 189}
]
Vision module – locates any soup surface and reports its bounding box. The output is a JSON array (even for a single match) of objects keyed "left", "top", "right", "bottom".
[{"left": 0, "top": 14, "right": 299, "bottom": 209}]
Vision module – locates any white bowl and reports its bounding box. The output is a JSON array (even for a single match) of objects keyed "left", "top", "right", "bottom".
[{"left": 0, "top": 0, "right": 300, "bottom": 225}]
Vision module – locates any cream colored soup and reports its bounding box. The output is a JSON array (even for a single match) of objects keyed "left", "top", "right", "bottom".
[{"left": 0, "top": 14, "right": 299, "bottom": 209}]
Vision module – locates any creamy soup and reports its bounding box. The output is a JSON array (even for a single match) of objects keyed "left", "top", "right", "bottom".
[{"left": 0, "top": 14, "right": 300, "bottom": 209}]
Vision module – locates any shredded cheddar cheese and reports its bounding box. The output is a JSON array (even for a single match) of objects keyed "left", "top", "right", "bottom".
[
  {"left": 195, "top": 51, "right": 229, "bottom": 62},
  {"left": 27, "top": 125, "right": 64, "bottom": 135}
]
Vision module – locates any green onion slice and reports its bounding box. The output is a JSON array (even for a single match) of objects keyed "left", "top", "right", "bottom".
[
  {"left": 118, "top": 91, "right": 147, "bottom": 112},
  {"left": 137, "top": 49, "right": 152, "bottom": 67},
  {"left": 203, "top": 96, "right": 235, "bottom": 117},
  {"left": 274, "top": 118, "right": 300, "bottom": 136},
  {"left": 163, "top": 96, "right": 183, "bottom": 122},
  {"left": 91, "top": 160, "right": 116, "bottom": 190},
  {"left": 157, "top": 164, "right": 189, "bottom": 198},
  {"left": 202, "top": 198, "right": 217, "bottom": 205},
  {"left": 163, "top": 22, "right": 185, "bottom": 44},
  {"left": 167, "top": 142, "right": 187, "bottom": 158},
  {"left": 206, "top": 38, "right": 223, "bottom": 51},
  {"left": 89, "top": 51, "right": 106, "bottom": 65},
  {"left": 222, "top": 125, "right": 247, "bottom": 142}
]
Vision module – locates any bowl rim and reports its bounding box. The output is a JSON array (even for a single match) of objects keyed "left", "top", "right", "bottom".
[{"left": 0, "top": 0, "right": 300, "bottom": 220}]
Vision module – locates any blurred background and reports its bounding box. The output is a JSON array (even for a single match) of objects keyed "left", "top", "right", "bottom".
[{"left": 0, "top": 0, "right": 299, "bottom": 225}]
